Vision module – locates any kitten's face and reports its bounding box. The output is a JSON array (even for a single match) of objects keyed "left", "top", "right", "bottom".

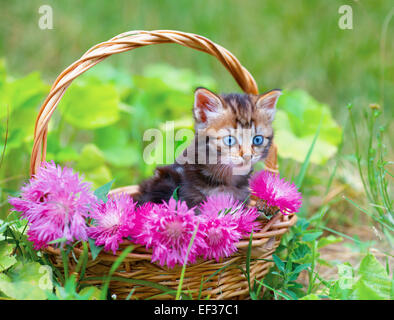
[{"left": 192, "top": 88, "right": 281, "bottom": 175}]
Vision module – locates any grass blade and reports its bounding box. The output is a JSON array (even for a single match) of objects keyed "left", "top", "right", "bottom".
[
  {"left": 0, "top": 104, "right": 9, "bottom": 170},
  {"left": 203, "top": 262, "right": 237, "bottom": 284},
  {"left": 343, "top": 196, "right": 394, "bottom": 232},
  {"left": 85, "top": 276, "right": 190, "bottom": 300},
  {"left": 171, "top": 186, "right": 180, "bottom": 201},
  {"left": 176, "top": 222, "right": 199, "bottom": 300},
  {"left": 246, "top": 230, "right": 253, "bottom": 293},
  {"left": 197, "top": 275, "right": 204, "bottom": 300},
  {"left": 255, "top": 280, "right": 293, "bottom": 300},
  {"left": 295, "top": 116, "right": 322, "bottom": 188},
  {"left": 325, "top": 115, "right": 348, "bottom": 196},
  {"left": 75, "top": 242, "right": 89, "bottom": 285},
  {"left": 322, "top": 226, "right": 362, "bottom": 245},
  {"left": 100, "top": 245, "right": 134, "bottom": 300},
  {"left": 60, "top": 247, "right": 69, "bottom": 283}
]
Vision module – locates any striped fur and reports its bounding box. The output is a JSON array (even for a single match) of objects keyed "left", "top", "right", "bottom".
[{"left": 136, "top": 88, "right": 281, "bottom": 208}]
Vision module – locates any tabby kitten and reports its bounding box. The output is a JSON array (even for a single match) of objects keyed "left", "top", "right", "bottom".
[{"left": 134, "top": 87, "right": 281, "bottom": 208}]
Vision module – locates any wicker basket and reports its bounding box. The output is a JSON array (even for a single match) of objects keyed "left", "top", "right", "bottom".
[{"left": 30, "top": 30, "right": 297, "bottom": 300}]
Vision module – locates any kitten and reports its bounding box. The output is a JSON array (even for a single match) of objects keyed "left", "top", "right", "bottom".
[{"left": 134, "top": 87, "right": 281, "bottom": 208}]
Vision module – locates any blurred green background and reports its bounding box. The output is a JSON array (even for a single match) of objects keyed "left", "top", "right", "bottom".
[
  {"left": 0, "top": 0, "right": 393, "bottom": 300},
  {"left": 1, "top": 0, "right": 393, "bottom": 112},
  {"left": 0, "top": 0, "right": 392, "bottom": 223}
]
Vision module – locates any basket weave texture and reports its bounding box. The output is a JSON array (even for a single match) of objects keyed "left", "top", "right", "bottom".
[{"left": 30, "top": 30, "right": 297, "bottom": 299}]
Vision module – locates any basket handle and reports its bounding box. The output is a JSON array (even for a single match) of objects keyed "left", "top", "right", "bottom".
[{"left": 30, "top": 30, "right": 278, "bottom": 175}]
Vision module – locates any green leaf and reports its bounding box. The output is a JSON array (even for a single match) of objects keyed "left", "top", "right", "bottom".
[
  {"left": 48, "top": 237, "right": 67, "bottom": 245},
  {"left": 292, "top": 263, "right": 311, "bottom": 275},
  {"left": 88, "top": 238, "right": 103, "bottom": 261},
  {"left": 0, "top": 242, "right": 17, "bottom": 272},
  {"left": 283, "top": 289, "right": 298, "bottom": 300},
  {"left": 274, "top": 89, "right": 342, "bottom": 164},
  {"left": 0, "top": 221, "right": 15, "bottom": 235},
  {"left": 0, "top": 71, "right": 49, "bottom": 119},
  {"left": 83, "top": 63, "right": 134, "bottom": 92},
  {"left": 94, "top": 127, "right": 141, "bottom": 167},
  {"left": 72, "top": 143, "right": 113, "bottom": 188},
  {"left": 55, "top": 146, "right": 80, "bottom": 163},
  {"left": 296, "top": 217, "right": 310, "bottom": 231},
  {"left": 79, "top": 286, "right": 102, "bottom": 300},
  {"left": 59, "top": 79, "right": 120, "bottom": 129},
  {"left": 351, "top": 253, "right": 391, "bottom": 300},
  {"left": 256, "top": 280, "right": 293, "bottom": 300},
  {"left": 101, "top": 145, "right": 140, "bottom": 167},
  {"left": 143, "top": 64, "right": 217, "bottom": 93},
  {"left": 84, "top": 166, "right": 113, "bottom": 190},
  {"left": 329, "top": 263, "right": 354, "bottom": 299},
  {"left": 300, "top": 293, "right": 320, "bottom": 300},
  {"left": 0, "top": 261, "right": 53, "bottom": 299},
  {"left": 0, "top": 70, "right": 48, "bottom": 151},
  {"left": 75, "top": 144, "right": 106, "bottom": 172},
  {"left": 272, "top": 254, "right": 285, "bottom": 272},
  {"left": 172, "top": 187, "right": 180, "bottom": 201},
  {"left": 289, "top": 243, "right": 312, "bottom": 263},
  {"left": 317, "top": 235, "right": 343, "bottom": 249},
  {"left": 94, "top": 126, "right": 129, "bottom": 150},
  {"left": 337, "top": 263, "right": 355, "bottom": 289},
  {"left": 93, "top": 180, "right": 114, "bottom": 202},
  {"left": 317, "top": 258, "right": 335, "bottom": 268},
  {"left": 302, "top": 231, "right": 323, "bottom": 242}
]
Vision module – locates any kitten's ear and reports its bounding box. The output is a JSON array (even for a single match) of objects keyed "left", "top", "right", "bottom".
[
  {"left": 256, "top": 89, "right": 282, "bottom": 122},
  {"left": 193, "top": 87, "right": 224, "bottom": 126}
]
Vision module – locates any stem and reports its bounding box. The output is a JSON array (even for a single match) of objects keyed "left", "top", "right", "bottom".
[
  {"left": 348, "top": 106, "right": 372, "bottom": 201},
  {"left": 7, "top": 227, "right": 25, "bottom": 259},
  {"left": 307, "top": 241, "right": 317, "bottom": 294},
  {"left": 325, "top": 116, "right": 348, "bottom": 197},
  {"left": 61, "top": 247, "right": 69, "bottom": 283},
  {"left": 176, "top": 223, "right": 199, "bottom": 300}
]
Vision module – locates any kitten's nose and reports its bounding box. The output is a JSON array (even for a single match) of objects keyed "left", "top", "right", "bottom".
[{"left": 240, "top": 147, "right": 252, "bottom": 160}]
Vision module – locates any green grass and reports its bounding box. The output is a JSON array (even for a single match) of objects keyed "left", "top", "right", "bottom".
[
  {"left": 0, "top": 1, "right": 392, "bottom": 121},
  {"left": 0, "top": 0, "right": 392, "bottom": 300}
]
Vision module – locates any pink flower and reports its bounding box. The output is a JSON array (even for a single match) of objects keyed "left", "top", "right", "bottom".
[
  {"left": 88, "top": 193, "right": 138, "bottom": 254},
  {"left": 199, "top": 193, "right": 241, "bottom": 217},
  {"left": 199, "top": 193, "right": 260, "bottom": 235},
  {"left": 249, "top": 170, "right": 302, "bottom": 215},
  {"left": 8, "top": 161, "right": 97, "bottom": 249},
  {"left": 134, "top": 198, "right": 206, "bottom": 268},
  {"left": 130, "top": 202, "right": 154, "bottom": 242},
  {"left": 199, "top": 215, "right": 241, "bottom": 261},
  {"left": 198, "top": 194, "right": 259, "bottom": 261}
]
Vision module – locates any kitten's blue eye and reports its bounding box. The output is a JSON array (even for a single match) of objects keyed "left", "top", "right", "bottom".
[
  {"left": 253, "top": 135, "right": 264, "bottom": 146},
  {"left": 223, "top": 135, "right": 237, "bottom": 146}
]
